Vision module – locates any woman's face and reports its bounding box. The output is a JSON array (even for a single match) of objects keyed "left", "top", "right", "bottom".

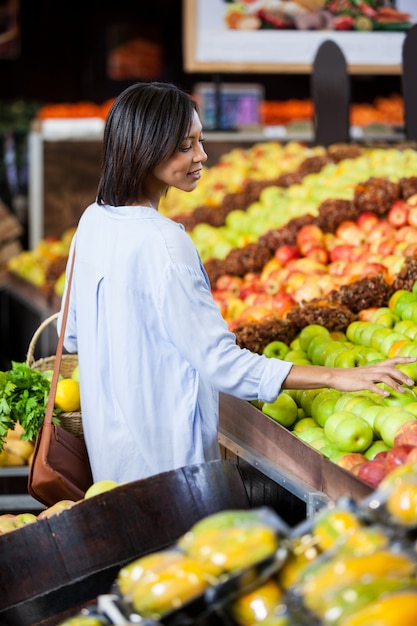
[{"left": 150, "top": 110, "right": 208, "bottom": 194}]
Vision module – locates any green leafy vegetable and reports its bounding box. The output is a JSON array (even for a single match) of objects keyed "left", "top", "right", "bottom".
[{"left": 0, "top": 362, "right": 61, "bottom": 451}]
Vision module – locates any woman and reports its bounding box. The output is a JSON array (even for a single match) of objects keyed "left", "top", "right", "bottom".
[{"left": 58, "top": 81, "right": 415, "bottom": 483}]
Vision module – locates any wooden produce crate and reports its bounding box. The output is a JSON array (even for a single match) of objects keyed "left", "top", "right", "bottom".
[
  {"left": 219, "top": 393, "right": 373, "bottom": 514},
  {"left": 0, "top": 460, "right": 250, "bottom": 626}
]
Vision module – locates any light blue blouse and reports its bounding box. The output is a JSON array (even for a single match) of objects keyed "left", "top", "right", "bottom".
[{"left": 58, "top": 202, "right": 293, "bottom": 483}]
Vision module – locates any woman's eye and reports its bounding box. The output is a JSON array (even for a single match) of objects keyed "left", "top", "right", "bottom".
[{"left": 180, "top": 144, "right": 192, "bottom": 152}]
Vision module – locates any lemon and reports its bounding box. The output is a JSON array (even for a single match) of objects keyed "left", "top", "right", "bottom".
[{"left": 55, "top": 378, "right": 81, "bottom": 412}]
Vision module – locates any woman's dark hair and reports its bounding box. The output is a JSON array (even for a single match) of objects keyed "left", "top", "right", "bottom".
[{"left": 97, "top": 82, "right": 198, "bottom": 207}]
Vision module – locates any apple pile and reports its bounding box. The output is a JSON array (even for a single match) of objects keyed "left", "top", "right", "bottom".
[
  {"left": 0, "top": 478, "right": 120, "bottom": 535},
  {"left": 259, "top": 286, "right": 417, "bottom": 488},
  {"left": 213, "top": 193, "right": 417, "bottom": 331}
]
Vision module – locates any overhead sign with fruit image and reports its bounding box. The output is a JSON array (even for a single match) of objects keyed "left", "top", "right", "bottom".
[{"left": 183, "top": 0, "right": 414, "bottom": 73}]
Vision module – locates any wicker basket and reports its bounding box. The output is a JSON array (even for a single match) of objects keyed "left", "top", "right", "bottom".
[{"left": 26, "top": 312, "right": 84, "bottom": 440}]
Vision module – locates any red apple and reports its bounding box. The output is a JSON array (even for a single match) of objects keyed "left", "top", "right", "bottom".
[
  {"left": 238, "top": 305, "right": 274, "bottom": 323},
  {"left": 270, "top": 291, "right": 296, "bottom": 317},
  {"left": 402, "top": 243, "right": 417, "bottom": 258},
  {"left": 329, "top": 244, "right": 355, "bottom": 262},
  {"left": 407, "top": 207, "right": 417, "bottom": 227},
  {"left": 215, "top": 274, "right": 242, "bottom": 295},
  {"left": 357, "top": 459, "right": 387, "bottom": 487},
  {"left": 336, "top": 452, "right": 368, "bottom": 471},
  {"left": 387, "top": 200, "right": 410, "bottom": 228},
  {"left": 304, "top": 246, "right": 329, "bottom": 264},
  {"left": 376, "top": 238, "right": 397, "bottom": 255},
  {"left": 356, "top": 212, "right": 379, "bottom": 233},
  {"left": 385, "top": 444, "right": 415, "bottom": 473},
  {"left": 367, "top": 220, "right": 396, "bottom": 243},
  {"left": 274, "top": 244, "right": 301, "bottom": 265},
  {"left": 212, "top": 292, "right": 228, "bottom": 317},
  {"left": 394, "top": 420, "right": 417, "bottom": 447},
  {"left": 336, "top": 220, "right": 366, "bottom": 244},
  {"left": 396, "top": 225, "right": 417, "bottom": 244},
  {"left": 296, "top": 224, "right": 324, "bottom": 254},
  {"left": 406, "top": 447, "right": 417, "bottom": 463}
]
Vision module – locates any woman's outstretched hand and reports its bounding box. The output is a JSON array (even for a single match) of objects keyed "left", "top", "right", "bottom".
[{"left": 283, "top": 356, "right": 417, "bottom": 397}]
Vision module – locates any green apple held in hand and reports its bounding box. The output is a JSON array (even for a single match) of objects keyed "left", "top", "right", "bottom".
[
  {"left": 324, "top": 411, "right": 373, "bottom": 453},
  {"left": 262, "top": 392, "right": 299, "bottom": 428}
]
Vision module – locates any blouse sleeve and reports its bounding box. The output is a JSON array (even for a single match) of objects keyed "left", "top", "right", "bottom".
[{"left": 160, "top": 262, "right": 292, "bottom": 403}]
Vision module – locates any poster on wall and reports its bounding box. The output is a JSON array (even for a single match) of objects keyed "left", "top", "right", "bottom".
[
  {"left": 183, "top": 0, "right": 414, "bottom": 74},
  {"left": 0, "top": 0, "right": 19, "bottom": 59}
]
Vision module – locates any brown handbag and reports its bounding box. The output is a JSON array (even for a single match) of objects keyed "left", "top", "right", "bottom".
[{"left": 27, "top": 251, "right": 93, "bottom": 507}]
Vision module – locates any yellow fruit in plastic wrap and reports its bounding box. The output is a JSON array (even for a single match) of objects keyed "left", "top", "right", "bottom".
[
  {"left": 386, "top": 481, "right": 417, "bottom": 526},
  {"left": 117, "top": 549, "right": 186, "bottom": 598},
  {"left": 301, "top": 550, "right": 416, "bottom": 610},
  {"left": 129, "top": 555, "right": 211, "bottom": 619},
  {"left": 338, "top": 590, "right": 417, "bottom": 626},
  {"left": 277, "top": 533, "right": 319, "bottom": 590},
  {"left": 228, "top": 578, "right": 285, "bottom": 626},
  {"left": 178, "top": 509, "right": 280, "bottom": 576},
  {"left": 311, "top": 578, "right": 417, "bottom": 624},
  {"left": 312, "top": 507, "right": 363, "bottom": 553},
  {"left": 335, "top": 525, "right": 390, "bottom": 557}
]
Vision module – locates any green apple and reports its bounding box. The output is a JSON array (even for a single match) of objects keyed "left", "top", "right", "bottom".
[
  {"left": 380, "top": 385, "right": 417, "bottom": 408},
  {"left": 262, "top": 392, "right": 299, "bottom": 428},
  {"left": 369, "top": 328, "right": 394, "bottom": 352},
  {"left": 298, "top": 388, "right": 327, "bottom": 417},
  {"left": 13, "top": 512, "right": 37, "bottom": 528},
  {"left": 283, "top": 349, "right": 309, "bottom": 363},
  {"left": 333, "top": 349, "right": 361, "bottom": 368},
  {"left": 396, "top": 362, "right": 417, "bottom": 382},
  {"left": 325, "top": 412, "right": 373, "bottom": 453},
  {"left": 42, "top": 369, "right": 64, "bottom": 382},
  {"left": 374, "top": 407, "right": 416, "bottom": 447},
  {"left": 334, "top": 394, "right": 357, "bottom": 412},
  {"left": 394, "top": 319, "right": 417, "bottom": 340},
  {"left": 357, "top": 323, "right": 385, "bottom": 348},
  {"left": 343, "top": 396, "right": 378, "bottom": 417},
  {"left": 364, "top": 440, "right": 390, "bottom": 460},
  {"left": 397, "top": 342, "right": 417, "bottom": 356},
  {"left": 71, "top": 365, "right": 80, "bottom": 382},
  {"left": 346, "top": 320, "right": 367, "bottom": 344},
  {"left": 392, "top": 291, "right": 417, "bottom": 318},
  {"left": 320, "top": 340, "right": 346, "bottom": 357},
  {"left": 361, "top": 404, "right": 385, "bottom": 433},
  {"left": 310, "top": 436, "right": 329, "bottom": 452},
  {"left": 404, "top": 402, "right": 417, "bottom": 418},
  {"left": 324, "top": 346, "right": 353, "bottom": 367},
  {"left": 263, "top": 340, "right": 290, "bottom": 359},
  {"left": 369, "top": 307, "right": 399, "bottom": 328},
  {"left": 379, "top": 332, "right": 411, "bottom": 357},
  {"left": 363, "top": 349, "right": 385, "bottom": 364},
  {"left": 296, "top": 426, "right": 325, "bottom": 445},
  {"left": 321, "top": 442, "right": 343, "bottom": 459},
  {"left": 84, "top": 480, "right": 119, "bottom": 499},
  {"left": 292, "top": 417, "right": 318, "bottom": 433},
  {"left": 324, "top": 410, "right": 356, "bottom": 441},
  {"left": 298, "top": 324, "right": 331, "bottom": 353},
  {"left": 310, "top": 389, "right": 342, "bottom": 427},
  {"left": 307, "top": 336, "right": 334, "bottom": 366}
]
